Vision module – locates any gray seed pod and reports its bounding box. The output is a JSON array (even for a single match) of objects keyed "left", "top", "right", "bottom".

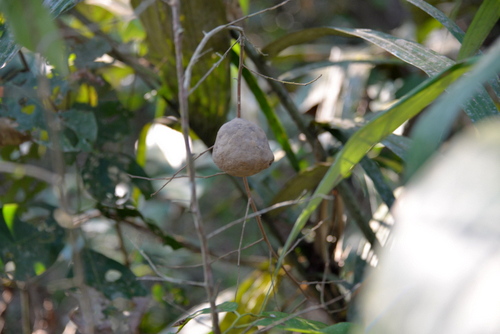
[{"left": 212, "top": 118, "right": 274, "bottom": 177}]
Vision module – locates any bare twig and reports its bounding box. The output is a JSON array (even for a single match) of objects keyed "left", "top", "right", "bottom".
[
  {"left": 207, "top": 195, "right": 326, "bottom": 239},
  {"left": 226, "top": 0, "right": 291, "bottom": 28},
  {"left": 244, "top": 65, "right": 323, "bottom": 86},
  {"left": 189, "top": 38, "right": 240, "bottom": 95},
  {"left": 133, "top": 243, "right": 205, "bottom": 287},
  {"left": 237, "top": 36, "right": 244, "bottom": 118},
  {"left": 234, "top": 189, "right": 252, "bottom": 299},
  {"left": 169, "top": 1, "right": 220, "bottom": 333},
  {"left": 128, "top": 145, "right": 218, "bottom": 196}
]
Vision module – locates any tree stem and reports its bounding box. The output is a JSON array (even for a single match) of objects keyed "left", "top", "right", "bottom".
[{"left": 169, "top": 1, "right": 220, "bottom": 333}]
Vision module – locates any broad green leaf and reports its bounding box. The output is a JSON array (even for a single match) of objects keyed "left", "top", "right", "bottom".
[
  {"left": 231, "top": 50, "right": 300, "bottom": 171},
  {"left": 406, "top": 40, "right": 500, "bottom": 180},
  {"left": 0, "top": 0, "right": 69, "bottom": 75},
  {"left": 254, "top": 311, "right": 327, "bottom": 333},
  {"left": 457, "top": 0, "right": 500, "bottom": 60},
  {"left": 274, "top": 59, "right": 476, "bottom": 277},
  {"left": 75, "top": 249, "right": 147, "bottom": 299},
  {"left": 0, "top": 205, "right": 65, "bottom": 281}
]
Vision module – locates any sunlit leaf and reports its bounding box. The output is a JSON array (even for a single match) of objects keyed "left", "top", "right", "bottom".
[
  {"left": 407, "top": 0, "right": 500, "bottom": 98},
  {"left": 406, "top": 40, "right": 500, "bottom": 180},
  {"left": 264, "top": 27, "right": 498, "bottom": 120},
  {"left": 2, "top": 203, "right": 17, "bottom": 233}
]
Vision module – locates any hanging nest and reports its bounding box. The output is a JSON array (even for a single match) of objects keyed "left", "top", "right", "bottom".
[{"left": 212, "top": 118, "right": 274, "bottom": 177}]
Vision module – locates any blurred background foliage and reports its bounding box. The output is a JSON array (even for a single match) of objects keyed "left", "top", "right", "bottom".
[{"left": 0, "top": 0, "right": 498, "bottom": 333}]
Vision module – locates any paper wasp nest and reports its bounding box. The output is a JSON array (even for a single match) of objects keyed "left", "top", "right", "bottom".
[{"left": 212, "top": 118, "right": 274, "bottom": 177}]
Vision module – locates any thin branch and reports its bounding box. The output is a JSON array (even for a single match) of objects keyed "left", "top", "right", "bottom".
[
  {"left": 189, "top": 38, "right": 240, "bottom": 95},
  {"left": 184, "top": 24, "right": 243, "bottom": 93},
  {"left": 132, "top": 242, "right": 205, "bottom": 287},
  {"left": 236, "top": 31, "right": 327, "bottom": 161},
  {"left": 244, "top": 64, "right": 323, "bottom": 86},
  {"left": 207, "top": 196, "right": 312, "bottom": 239},
  {"left": 169, "top": 1, "right": 220, "bottom": 333},
  {"left": 225, "top": 0, "right": 292, "bottom": 28},
  {"left": 237, "top": 36, "right": 244, "bottom": 118}
]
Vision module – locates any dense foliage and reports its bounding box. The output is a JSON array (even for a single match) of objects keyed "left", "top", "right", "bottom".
[{"left": 0, "top": 0, "right": 498, "bottom": 333}]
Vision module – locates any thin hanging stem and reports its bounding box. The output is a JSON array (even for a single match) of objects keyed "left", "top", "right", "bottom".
[{"left": 237, "top": 35, "right": 244, "bottom": 118}]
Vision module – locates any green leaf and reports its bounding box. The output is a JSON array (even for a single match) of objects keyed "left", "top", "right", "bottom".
[
  {"left": 274, "top": 59, "right": 476, "bottom": 276},
  {"left": 2, "top": 203, "right": 18, "bottom": 233},
  {"left": 76, "top": 249, "right": 147, "bottom": 299},
  {"left": 254, "top": 311, "right": 327, "bottom": 333},
  {"left": 457, "top": 0, "right": 500, "bottom": 60},
  {"left": 263, "top": 26, "right": 497, "bottom": 124},
  {"left": 0, "top": 205, "right": 65, "bottom": 281},
  {"left": 60, "top": 109, "right": 97, "bottom": 151},
  {"left": 406, "top": 40, "right": 500, "bottom": 180},
  {"left": 199, "top": 301, "right": 239, "bottom": 314},
  {"left": 263, "top": 27, "right": 453, "bottom": 75},
  {"left": 406, "top": 0, "right": 466, "bottom": 43},
  {"left": 231, "top": 50, "right": 300, "bottom": 171},
  {"left": 407, "top": 0, "right": 500, "bottom": 98},
  {"left": 0, "top": 0, "right": 69, "bottom": 75},
  {"left": 320, "top": 322, "right": 358, "bottom": 334}
]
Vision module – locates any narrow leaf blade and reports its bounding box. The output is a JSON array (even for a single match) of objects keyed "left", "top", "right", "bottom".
[
  {"left": 407, "top": 40, "right": 500, "bottom": 179},
  {"left": 275, "top": 59, "right": 476, "bottom": 273},
  {"left": 457, "top": 0, "right": 500, "bottom": 60}
]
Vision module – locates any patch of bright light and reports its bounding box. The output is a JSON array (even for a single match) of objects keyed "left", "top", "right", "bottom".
[{"left": 146, "top": 124, "right": 189, "bottom": 169}]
